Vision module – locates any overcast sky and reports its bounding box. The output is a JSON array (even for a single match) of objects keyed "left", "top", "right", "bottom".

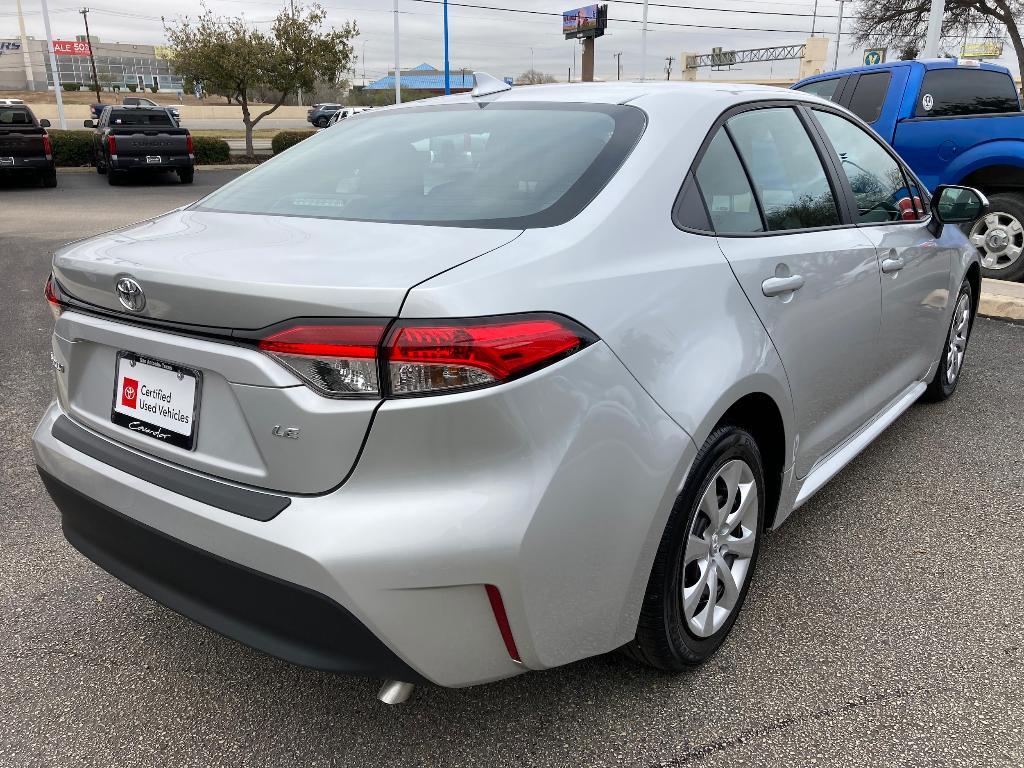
[{"left": 7, "top": 0, "right": 1021, "bottom": 83}]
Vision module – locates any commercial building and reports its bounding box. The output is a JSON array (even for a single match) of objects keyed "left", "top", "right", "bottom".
[
  {"left": 364, "top": 63, "right": 476, "bottom": 93},
  {"left": 0, "top": 36, "right": 183, "bottom": 93}
]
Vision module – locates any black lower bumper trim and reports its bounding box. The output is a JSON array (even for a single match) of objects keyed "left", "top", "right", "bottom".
[{"left": 39, "top": 469, "right": 426, "bottom": 683}]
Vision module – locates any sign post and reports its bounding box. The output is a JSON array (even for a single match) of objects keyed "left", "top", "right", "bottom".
[{"left": 40, "top": 0, "right": 66, "bottom": 129}]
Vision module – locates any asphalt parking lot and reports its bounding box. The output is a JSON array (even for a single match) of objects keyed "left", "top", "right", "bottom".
[{"left": 2, "top": 170, "right": 1023, "bottom": 768}]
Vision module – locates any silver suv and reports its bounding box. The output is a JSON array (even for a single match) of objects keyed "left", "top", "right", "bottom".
[{"left": 34, "top": 81, "right": 983, "bottom": 700}]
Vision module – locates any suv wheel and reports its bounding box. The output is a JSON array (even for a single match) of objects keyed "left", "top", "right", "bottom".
[
  {"left": 625, "top": 425, "right": 764, "bottom": 671},
  {"left": 923, "top": 279, "right": 974, "bottom": 402},
  {"left": 316, "top": 117, "right": 328, "bottom": 128},
  {"left": 967, "top": 193, "right": 1024, "bottom": 281}
]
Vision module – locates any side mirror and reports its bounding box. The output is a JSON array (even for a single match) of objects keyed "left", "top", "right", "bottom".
[
  {"left": 39, "top": 118, "right": 51, "bottom": 128},
  {"left": 929, "top": 185, "right": 989, "bottom": 236},
  {"left": 83, "top": 119, "right": 95, "bottom": 128}
]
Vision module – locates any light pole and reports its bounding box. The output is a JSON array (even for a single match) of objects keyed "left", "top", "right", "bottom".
[
  {"left": 640, "top": 0, "right": 649, "bottom": 80},
  {"left": 922, "top": 0, "right": 946, "bottom": 57},
  {"left": 361, "top": 39, "right": 367, "bottom": 85},
  {"left": 40, "top": 0, "right": 66, "bottom": 128},
  {"left": 831, "top": 0, "right": 846, "bottom": 71},
  {"left": 530, "top": 46, "right": 534, "bottom": 77},
  {"left": 393, "top": 0, "right": 401, "bottom": 104},
  {"left": 443, "top": 0, "right": 450, "bottom": 95}
]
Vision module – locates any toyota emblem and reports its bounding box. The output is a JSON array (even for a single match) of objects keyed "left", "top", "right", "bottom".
[{"left": 115, "top": 277, "right": 146, "bottom": 312}]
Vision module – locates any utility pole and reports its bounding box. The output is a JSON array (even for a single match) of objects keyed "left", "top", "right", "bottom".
[
  {"left": 289, "top": 0, "right": 303, "bottom": 107},
  {"left": 831, "top": 0, "right": 846, "bottom": 71},
  {"left": 14, "top": 0, "right": 35, "bottom": 90},
  {"left": 443, "top": 0, "right": 450, "bottom": 95},
  {"left": 393, "top": 0, "right": 401, "bottom": 103},
  {"left": 530, "top": 46, "right": 534, "bottom": 77},
  {"left": 922, "top": 0, "right": 945, "bottom": 58},
  {"left": 362, "top": 39, "right": 367, "bottom": 85},
  {"left": 80, "top": 8, "right": 102, "bottom": 103},
  {"left": 811, "top": 0, "right": 819, "bottom": 36},
  {"left": 40, "top": 0, "right": 66, "bottom": 128},
  {"left": 613, "top": 51, "right": 622, "bottom": 80},
  {"left": 664, "top": 55, "right": 674, "bottom": 80},
  {"left": 640, "top": 0, "right": 649, "bottom": 80}
]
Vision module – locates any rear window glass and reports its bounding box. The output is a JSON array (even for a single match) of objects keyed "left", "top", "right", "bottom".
[
  {"left": 196, "top": 103, "right": 646, "bottom": 228},
  {"left": 795, "top": 77, "right": 842, "bottom": 102},
  {"left": 108, "top": 110, "right": 174, "bottom": 126},
  {"left": 847, "top": 72, "right": 890, "bottom": 122},
  {"left": 915, "top": 69, "right": 1021, "bottom": 117},
  {"left": 694, "top": 130, "right": 763, "bottom": 234},
  {"left": 0, "top": 108, "right": 32, "bottom": 125}
]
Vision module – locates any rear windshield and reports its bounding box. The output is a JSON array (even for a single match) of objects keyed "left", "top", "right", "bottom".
[
  {"left": 108, "top": 110, "right": 174, "bottom": 126},
  {"left": 915, "top": 68, "right": 1021, "bottom": 117},
  {"left": 0, "top": 108, "right": 33, "bottom": 126},
  {"left": 196, "top": 103, "right": 646, "bottom": 228}
]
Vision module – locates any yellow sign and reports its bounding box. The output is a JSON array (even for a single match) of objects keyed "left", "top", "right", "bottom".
[{"left": 963, "top": 41, "right": 1003, "bottom": 58}]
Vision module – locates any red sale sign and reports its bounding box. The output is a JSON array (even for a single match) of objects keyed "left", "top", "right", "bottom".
[{"left": 53, "top": 40, "right": 91, "bottom": 56}]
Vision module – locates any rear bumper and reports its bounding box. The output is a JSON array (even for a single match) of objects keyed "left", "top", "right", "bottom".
[
  {"left": 33, "top": 341, "right": 695, "bottom": 687},
  {"left": 0, "top": 157, "right": 53, "bottom": 171},
  {"left": 110, "top": 155, "right": 193, "bottom": 171},
  {"left": 41, "top": 468, "right": 426, "bottom": 682}
]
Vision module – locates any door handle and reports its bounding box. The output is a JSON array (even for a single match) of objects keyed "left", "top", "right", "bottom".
[
  {"left": 761, "top": 275, "right": 805, "bottom": 297},
  {"left": 881, "top": 256, "right": 905, "bottom": 274}
]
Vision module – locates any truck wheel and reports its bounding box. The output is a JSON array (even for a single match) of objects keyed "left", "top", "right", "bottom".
[
  {"left": 965, "top": 193, "right": 1024, "bottom": 282},
  {"left": 40, "top": 169, "right": 58, "bottom": 188},
  {"left": 96, "top": 160, "right": 107, "bottom": 175},
  {"left": 107, "top": 170, "right": 122, "bottom": 186},
  {"left": 177, "top": 167, "right": 195, "bottom": 184}
]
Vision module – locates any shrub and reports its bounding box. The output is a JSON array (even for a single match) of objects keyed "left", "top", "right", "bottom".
[
  {"left": 127, "top": 84, "right": 137, "bottom": 92},
  {"left": 271, "top": 130, "right": 316, "bottom": 155},
  {"left": 61, "top": 82, "right": 82, "bottom": 92},
  {"left": 48, "top": 130, "right": 94, "bottom": 167},
  {"left": 192, "top": 136, "right": 230, "bottom": 164}
]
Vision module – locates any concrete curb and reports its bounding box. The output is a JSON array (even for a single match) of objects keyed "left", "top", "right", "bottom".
[
  {"left": 980, "top": 278, "right": 1024, "bottom": 322},
  {"left": 57, "top": 164, "right": 258, "bottom": 173}
]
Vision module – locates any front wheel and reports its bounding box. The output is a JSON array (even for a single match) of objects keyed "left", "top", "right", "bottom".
[
  {"left": 923, "top": 279, "right": 974, "bottom": 402},
  {"left": 624, "top": 425, "right": 764, "bottom": 671},
  {"left": 965, "top": 193, "right": 1024, "bottom": 282}
]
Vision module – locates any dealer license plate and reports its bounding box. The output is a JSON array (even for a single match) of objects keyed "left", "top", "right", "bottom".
[{"left": 111, "top": 352, "right": 201, "bottom": 451}]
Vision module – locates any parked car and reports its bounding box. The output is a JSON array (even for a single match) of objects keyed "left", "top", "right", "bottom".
[
  {"left": 794, "top": 59, "right": 1024, "bottom": 281},
  {"left": 84, "top": 106, "right": 194, "bottom": 185},
  {"left": 0, "top": 103, "right": 56, "bottom": 187},
  {"left": 307, "top": 103, "right": 342, "bottom": 127},
  {"left": 0, "top": 98, "right": 26, "bottom": 106},
  {"left": 91, "top": 97, "right": 181, "bottom": 124},
  {"left": 321, "top": 106, "right": 372, "bottom": 130},
  {"left": 36, "top": 81, "right": 983, "bottom": 702}
]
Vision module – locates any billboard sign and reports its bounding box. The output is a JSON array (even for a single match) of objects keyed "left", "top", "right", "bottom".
[
  {"left": 962, "top": 41, "right": 1003, "bottom": 58},
  {"left": 563, "top": 5, "right": 606, "bottom": 39},
  {"left": 53, "top": 40, "right": 91, "bottom": 56}
]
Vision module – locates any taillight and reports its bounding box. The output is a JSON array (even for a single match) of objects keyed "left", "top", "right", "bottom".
[
  {"left": 107, "top": 135, "right": 116, "bottom": 155},
  {"left": 44, "top": 274, "right": 64, "bottom": 320},
  {"left": 186, "top": 134, "right": 194, "bottom": 154},
  {"left": 257, "top": 314, "right": 595, "bottom": 399},
  {"left": 386, "top": 315, "right": 592, "bottom": 396},
  {"left": 258, "top": 323, "right": 386, "bottom": 397},
  {"left": 42, "top": 134, "right": 52, "bottom": 157}
]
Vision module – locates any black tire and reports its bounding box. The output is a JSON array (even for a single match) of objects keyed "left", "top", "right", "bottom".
[
  {"left": 923, "top": 279, "right": 975, "bottom": 402},
  {"left": 107, "top": 169, "right": 122, "bottom": 186},
  {"left": 963, "top": 192, "right": 1024, "bottom": 282},
  {"left": 96, "top": 160, "right": 107, "bottom": 175},
  {"left": 40, "top": 168, "right": 57, "bottom": 188},
  {"left": 316, "top": 117, "right": 328, "bottom": 128},
  {"left": 177, "top": 167, "right": 194, "bottom": 184},
  {"left": 624, "top": 425, "right": 765, "bottom": 671}
]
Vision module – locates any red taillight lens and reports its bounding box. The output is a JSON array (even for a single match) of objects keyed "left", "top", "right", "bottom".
[
  {"left": 387, "top": 316, "right": 591, "bottom": 396},
  {"left": 186, "top": 134, "right": 194, "bottom": 154},
  {"left": 107, "top": 135, "right": 116, "bottom": 155},
  {"left": 258, "top": 323, "right": 386, "bottom": 397},
  {"left": 44, "top": 274, "right": 63, "bottom": 320},
  {"left": 42, "top": 134, "right": 52, "bottom": 157},
  {"left": 485, "top": 584, "right": 521, "bottom": 663}
]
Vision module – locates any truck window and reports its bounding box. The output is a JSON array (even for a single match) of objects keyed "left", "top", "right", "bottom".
[
  {"left": 795, "top": 78, "right": 842, "bottom": 102},
  {"left": 0, "top": 108, "right": 31, "bottom": 125},
  {"left": 847, "top": 72, "right": 890, "bottom": 123},
  {"left": 915, "top": 68, "right": 1021, "bottom": 117},
  {"left": 108, "top": 110, "right": 174, "bottom": 127}
]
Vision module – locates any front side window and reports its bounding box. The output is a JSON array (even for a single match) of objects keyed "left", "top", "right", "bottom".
[
  {"left": 915, "top": 69, "right": 1021, "bottom": 117},
  {"left": 196, "top": 103, "right": 646, "bottom": 228},
  {"left": 693, "top": 130, "right": 763, "bottom": 234},
  {"left": 847, "top": 72, "right": 890, "bottom": 123},
  {"left": 813, "top": 110, "right": 920, "bottom": 223},
  {"left": 727, "top": 108, "right": 841, "bottom": 231},
  {"left": 796, "top": 78, "right": 842, "bottom": 102}
]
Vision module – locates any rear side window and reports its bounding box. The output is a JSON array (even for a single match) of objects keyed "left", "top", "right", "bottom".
[
  {"left": 0, "top": 108, "right": 31, "bottom": 125},
  {"left": 813, "top": 110, "right": 921, "bottom": 222},
  {"left": 727, "top": 108, "right": 841, "bottom": 231},
  {"left": 694, "top": 130, "right": 763, "bottom": 233},
  {"left": 108, "top": 110, "right": 174, "bottom": 126},
  {"left": 795, "top": 78, "right": 842, "bottom": 102},
  {"left": 915, "top": 69, "right": 1021, "bottom": 117},
  {"left": 847, "top": 72, "right": 890, "bottom": 123}
]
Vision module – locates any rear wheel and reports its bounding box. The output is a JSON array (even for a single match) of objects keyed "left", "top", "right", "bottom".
[
  {"left": 924, "top": 279, "right": 974, "bottom": 402},
  {"left": 96, "top": 159, "right": 107, "bottom": 175},
  {"left": 316, "top": 117, "right": 328, "bottom": 128},
  {"left": 177, "top": 167, "right": 194, "bottom": 184},
  {"left": 107, "top": 169, "right": 122, "bottom": 186},
  {"left": 965, "top": 193, "right": 1024, "bottom": 282},
  {"left": 40, "top": 168, "right": 57, "bottom": 188},
  {"left": 625, "top": 425, "right": 764, "bottom": 671}
]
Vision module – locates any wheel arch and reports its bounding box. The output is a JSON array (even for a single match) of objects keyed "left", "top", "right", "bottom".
[
  {"left": 952, "top": 155, "right": 1024, "bottom": 195},
  {"left": 965, "top": 260, "right": 981, "bottom": 319}
]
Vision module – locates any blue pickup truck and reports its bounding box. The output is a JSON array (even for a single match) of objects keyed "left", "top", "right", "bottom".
[{"left": 794, "top": 59, "right": 1024, "bottom": 281}]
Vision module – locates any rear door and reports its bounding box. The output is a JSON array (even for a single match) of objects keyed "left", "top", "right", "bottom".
[
  {"left": 809, "top": 106, "right": 951, "bottom": 396},
  {"left": 696, "top": 104, "right": 885, "bottom": 477}
]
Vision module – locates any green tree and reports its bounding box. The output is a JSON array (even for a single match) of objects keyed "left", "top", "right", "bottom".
[
  {"left": 164, "top": 2, "right": 357, "bottom": 155},
  {"left": 853, "top": 0, "right": 1023, "bottom": 93}
]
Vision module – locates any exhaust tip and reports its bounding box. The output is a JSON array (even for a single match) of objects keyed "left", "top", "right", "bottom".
[{"left": 377, "top": 680, "right": 416, "bottom": 705}]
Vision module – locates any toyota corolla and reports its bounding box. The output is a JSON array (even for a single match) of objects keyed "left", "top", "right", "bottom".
[{"left": 34, "top": 76, "right": 984, "bottom": 703}]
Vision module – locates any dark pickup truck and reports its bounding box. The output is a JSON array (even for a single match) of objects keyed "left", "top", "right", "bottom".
[
  {"left": 90, "top": 97, "right": 181, "bottom": 124},
  {"left": 0, "top": 104, "right": 56, "bottom": 187},
  {"left": 85, "top": 106, "right": 194, "bottom": 185}
]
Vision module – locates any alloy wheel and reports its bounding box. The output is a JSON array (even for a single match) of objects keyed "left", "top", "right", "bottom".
[
  {"left": 945, "top": 292, "right": 972, "bottom": 385},
  {"left": 969, "top": 212, "right": 1024, "bottom": 271},
  {"left": 681, "top": 459, "right": 759, "bottom": 638}
]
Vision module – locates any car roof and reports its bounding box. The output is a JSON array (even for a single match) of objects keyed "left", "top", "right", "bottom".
[{"left": 797, "top": 58, "right": 1011, "bottom": 83}]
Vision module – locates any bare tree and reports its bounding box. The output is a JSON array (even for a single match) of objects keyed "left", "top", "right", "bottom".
[{"left": 517, "top": 69, "right": 558, "bottom": 85}]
